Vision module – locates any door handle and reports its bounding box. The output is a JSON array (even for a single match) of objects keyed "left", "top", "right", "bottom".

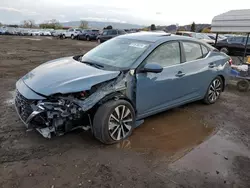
[
  {"left": 175, "top": 71, "right": 185, "bottom": 77},
  {"left": 209, "top": 63, "right": 216, "bottom": 68}
]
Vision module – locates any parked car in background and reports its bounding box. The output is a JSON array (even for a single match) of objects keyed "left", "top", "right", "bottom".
[
  {"left": 62, "top": 28, "right": 82, "bottom": 39},
  {"left": 15, "top": 32, "right": 231, "bottom": 144},
  {"left": 206, "top": 33, "right": 227, "bottom": 41},
  {"left": 176, "top": 31, "right": 215, "bottom": 45},
  {"left": 40, "top": 30, "right": 52, "bottom": 36},
  {"left": 216, "top": 36, "right": 250, "bottom": 55},
  {"left": 0, "top": 28, "right": 6, "bottom": 35},
  {"left": 77, "top": 29, "right": 100, "bottom": 41},
  {"left": 51, "top": 30, "right": 65, "bottom": 37},
  {"left": 96, "top": 29, "right": 126, "bottom": 43},
  {"left": 30, "top": 30, "right": 41, "bottom": 36}
]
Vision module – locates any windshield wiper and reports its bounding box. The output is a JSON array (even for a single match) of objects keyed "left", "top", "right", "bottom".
[{"left": 81, "top": 61, "right": 104, "bottom": 69}]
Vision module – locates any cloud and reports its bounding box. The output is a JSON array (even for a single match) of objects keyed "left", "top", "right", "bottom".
[
  {"left": 0, "top": 7, "right": 20, "bottom": 12},
  {"left": 80, "top": 17, "right": 127, "bottom": 23},
  {"left": 0, "top": 6, "right": 39, "bottom": 16}
]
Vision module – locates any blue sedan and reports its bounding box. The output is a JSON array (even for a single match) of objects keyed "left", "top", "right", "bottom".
[{"left": 15, "top": 32, "right": 231, "bottom": 144}]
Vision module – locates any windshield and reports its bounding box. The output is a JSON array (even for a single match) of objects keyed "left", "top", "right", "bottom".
[{"left": 81, "top": 38, "right": 151, "bottom": 69}]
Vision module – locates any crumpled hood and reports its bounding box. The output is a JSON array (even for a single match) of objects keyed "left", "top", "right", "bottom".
[{"left": 22, "top": 57, "right": 120, "bottom": 96}]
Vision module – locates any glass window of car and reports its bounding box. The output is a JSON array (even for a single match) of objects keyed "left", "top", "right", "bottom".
[
  {"left": 118, "top": 30, "right": 126, "bottom": 34},
  {"left": 183, "top": 33, "right": 191, "bottom": 37},
  {"left": 201, "top": 45, "right": 209, "bottom": 57},
  {"left": 92, "top": 30, "right": 99, "bottom": 33},
  {"left": 183, "top": 42, "right": 203, "bottom": 61},
  {"left": 242, "top": 37, "right": 250, "bottom": 44},
  {"left": 144, "top": 42, "right": 180, "bottom": 67},
  {"left": 82, "top": 38, "right": 151, "bottom": 69},
  {"left": 107, "top": 30, "right": 117, "bottom": 35},
  {"left": 229, "top": 37, "right": 243, "bottom": 43},
  {"left": 102, "top": 30, "right": 108, "bottom": 35},
  {"left": 69, "top": 29, "right": 73, "bottom": 32}
]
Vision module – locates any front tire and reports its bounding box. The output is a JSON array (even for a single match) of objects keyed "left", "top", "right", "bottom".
[
  {"left": 93, "top": 100, "right": 135, "bottom": 144},
  {"left": 71, "top": 35, "right": 74, "bottom": 39},
  {"left": 203, "top": 77, "right": 223, "bottom": 104}
]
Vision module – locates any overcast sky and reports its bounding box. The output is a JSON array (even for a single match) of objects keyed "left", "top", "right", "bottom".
[{"left": 0, "top": 0, "right": 249, "bottom": 26}]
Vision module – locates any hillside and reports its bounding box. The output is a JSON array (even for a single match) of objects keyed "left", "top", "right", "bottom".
[{"left": 60, "top": 21, "right": 144, "bottom": 29}]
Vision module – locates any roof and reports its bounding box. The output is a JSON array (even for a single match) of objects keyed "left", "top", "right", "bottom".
[
  {"left": 118, "top": 32, "right": 172, "bottom": 42},
  {"left": 211, "top": 9, "right": 250, "bottom": 33}
]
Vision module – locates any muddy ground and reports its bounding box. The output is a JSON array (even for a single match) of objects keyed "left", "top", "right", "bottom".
[{"left": 0, "top": 36, "right": 250, "bottom": 188}]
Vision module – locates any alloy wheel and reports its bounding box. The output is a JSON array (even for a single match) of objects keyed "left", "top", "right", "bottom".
[
  {"left": 108, "top": 105, "right": 133, "bottom": 141},
  {"left": 208, "top": 79, "right": 222, "bottom": 102}
]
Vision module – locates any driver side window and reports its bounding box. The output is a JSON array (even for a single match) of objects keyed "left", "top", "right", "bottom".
[{"left": 144, "top": 42, "right": 181, "bottom": 67}]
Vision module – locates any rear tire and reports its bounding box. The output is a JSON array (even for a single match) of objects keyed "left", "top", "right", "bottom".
[
  {"left": 86, "top": 36, "right": 90, "bottom": 41},
  {"left": 203, "top": 77, "right": 223, "bottom": 104},
  {"left": 93, "top": 100, "right": 135, "bottom": 144},
  {"left": 237, "top": 80, "right": 249, "bottom": 92},
  {"left": 220, "top": 47, "right": 229, "bottom": 55}
]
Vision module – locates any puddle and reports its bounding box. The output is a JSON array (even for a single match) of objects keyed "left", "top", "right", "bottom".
[
  {"left": 115, "top": 109, "right": 214, "bottom": 156},
  {"left": 4, "top": 90, "right": 16, "bottom": 106}
]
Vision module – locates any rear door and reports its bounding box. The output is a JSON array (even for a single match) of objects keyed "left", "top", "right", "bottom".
[
  {"left": 180, "top": 41, "right": 217, "bottom": 97},
  {"left": 109, "top": 30, "right": 118, "bottom": 39}
]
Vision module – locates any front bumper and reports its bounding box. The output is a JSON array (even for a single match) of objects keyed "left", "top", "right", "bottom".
[{"left": 15, "top": 79, "right": 45, "bottom": 129}]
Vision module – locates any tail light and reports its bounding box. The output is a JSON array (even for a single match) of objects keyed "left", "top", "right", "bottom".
[{"left": 229, "top": 58, "right": 233, "bottom": 66}]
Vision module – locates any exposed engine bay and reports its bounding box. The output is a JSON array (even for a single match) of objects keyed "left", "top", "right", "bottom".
[{"left": 15, "top": 72, "right": 133, "bottom": 138}]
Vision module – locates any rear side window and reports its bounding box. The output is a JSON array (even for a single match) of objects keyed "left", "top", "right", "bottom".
[
  {"left": 183, "top": 33, "right": 191, "bottom": 37},
  {"left": 111, "top": 30, "right": 118, "bottom": 35},
  {"left": 118, "top": 30, "right": 126, "bottom": 34},
  {"left": 145, "top": 42, "right": 181, "bottom": 67},
  {"left": 183, "top": 42, "right": 203, "bottom": 61},
  {"left": 201, "top": 45, "right": 209, "bottom": 57}
]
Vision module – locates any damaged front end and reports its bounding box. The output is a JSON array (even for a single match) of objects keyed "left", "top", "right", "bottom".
[{"left": 15, "top": 72, "right": 133, "bottom": 138}]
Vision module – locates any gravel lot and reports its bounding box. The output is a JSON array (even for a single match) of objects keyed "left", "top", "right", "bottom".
[{"left": 0, "top": 36, "right": 250, "bottom": 188}]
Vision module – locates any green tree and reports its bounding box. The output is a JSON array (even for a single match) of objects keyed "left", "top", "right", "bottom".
[
  {"left": 79, "top": 20, "right": 88, "bottom": 29},
  {"left": 0, "top": 22, "right": 2, "bottom": 27},
  {"left": 191, "top": 22, "right": 196, "bottom": 32},
  {"left": 150, "top": 24, "right": 156, "bottom": 31}
]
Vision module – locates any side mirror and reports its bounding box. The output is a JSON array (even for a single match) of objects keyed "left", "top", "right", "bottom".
[{"left": 140, "top": 63, "right": 163, "bottom": 73}]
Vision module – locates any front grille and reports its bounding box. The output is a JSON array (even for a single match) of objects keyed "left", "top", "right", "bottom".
[{"left": 15, "top": 90, "right": 33, "bottom": 122}]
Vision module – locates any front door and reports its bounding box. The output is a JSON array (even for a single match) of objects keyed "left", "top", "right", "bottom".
[{"left": 136, "top": 41, "right": 188, "bottom": 118}]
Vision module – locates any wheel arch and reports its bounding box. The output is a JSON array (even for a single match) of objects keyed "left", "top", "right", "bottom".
[
  {"left": 217, "top": 74, "right": 225, "bottom": 91},
  {"left": 89, "top": 91, "right": 136, "bottom": 118}
]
